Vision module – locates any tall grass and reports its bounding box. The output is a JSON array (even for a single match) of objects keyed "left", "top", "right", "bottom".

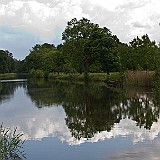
[
  {"left": 48, "top": 72, "right": 123, "bottom": 82},
  {"left": 0, "top": 73, "right": 17, "bottom": 80},
  {"left": 0, "top": 124, "right": 25, "bottom": 159},
  {"left": 0, "top": 83, "right": 2, "bottom": 91},
  {"left": 124, "top": 71, "right": 154, "bottom": 87}
]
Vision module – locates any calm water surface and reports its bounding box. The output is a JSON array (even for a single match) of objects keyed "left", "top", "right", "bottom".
[{"left": 0, "top": 79, "right": 160, "bottom": 160}]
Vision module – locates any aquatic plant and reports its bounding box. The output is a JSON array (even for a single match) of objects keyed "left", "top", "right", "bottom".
[{"left": 0, "top": 124, "right": 25, "bottom": 159}]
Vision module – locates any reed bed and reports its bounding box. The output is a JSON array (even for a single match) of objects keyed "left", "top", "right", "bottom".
[{"left": 124, "top": 71, "right": 154, "bottom": 87}]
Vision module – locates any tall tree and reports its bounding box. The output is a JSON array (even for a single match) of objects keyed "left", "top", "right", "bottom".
[
  {"left": 62, "top": 18, "right": 99, "bottom": 74},
  {"left": 62, "top": 18, "right": 120, "bottom": 74},
  {"left": 85, "top": 27, "right": 120, "bottom": 74},
  {"left": 24, "top": 43, "right": 61, "bottom": 74},
  {"left": 0, "top": 50, "right": 17, "bottom": 73},
  {"left": 129, "top": 34, "right": 159, "bottom": 70}
]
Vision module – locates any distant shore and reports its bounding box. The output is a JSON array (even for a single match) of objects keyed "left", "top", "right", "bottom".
[{"left": 0, "top": 71, "right": 156, "bottom": 87}]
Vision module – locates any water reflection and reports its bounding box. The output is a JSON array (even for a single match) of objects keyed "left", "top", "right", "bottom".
[
  {"left": 0, "top": 79, "right": 160, "bottom": 146},
  {"left": 0, "top": 80, "right": 26, "bottom": 104},
  {"left": 27, "top": 79, "right": 160, "bottom": 140}
]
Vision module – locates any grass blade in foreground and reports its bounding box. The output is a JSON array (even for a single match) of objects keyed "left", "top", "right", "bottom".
[{"left": 0, "top": 124, "right": 25, "bottom": 159}]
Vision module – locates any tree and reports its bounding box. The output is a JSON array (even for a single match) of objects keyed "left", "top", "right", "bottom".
[
  {"left": 62, "top": 18, "right": 121, "bottom": 74},
  {"left": 85, "top": 27, "right": 120, "bottom": 74},
  {"left": 62, "top": 18, "right": 99, "bottom": 74},
  {"left": 0, "top": 50, "right": 17, "bottom": 73},
  {"left": 24, "top": 43, "right": 64, "bottom": 76},
  {"left": 129, "top": 34, "right": 159, "bottom": 71}
]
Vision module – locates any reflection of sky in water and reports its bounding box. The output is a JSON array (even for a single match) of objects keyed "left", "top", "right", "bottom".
[
  {"left": 0, "top": 86, "right": 160, "bottom": 145},
  {"left": 1, "top": 83, "right": 160, "bottom": 159}
]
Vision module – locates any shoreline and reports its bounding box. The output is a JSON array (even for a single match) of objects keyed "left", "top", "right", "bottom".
[{"left": 0, "top": 71, "right": 156, "bottom": 87}]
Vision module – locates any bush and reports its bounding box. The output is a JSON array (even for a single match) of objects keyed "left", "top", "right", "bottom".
[{"left": 29, "top": 69, "right": 45, "bottom": 78}]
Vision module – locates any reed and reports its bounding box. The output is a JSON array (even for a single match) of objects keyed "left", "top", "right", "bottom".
[
  {"left": 0, "top": 124, "right": 25, "bottom": 159},
  {"left": 124, "top": 71, "right": 154, "bottom": 87}
]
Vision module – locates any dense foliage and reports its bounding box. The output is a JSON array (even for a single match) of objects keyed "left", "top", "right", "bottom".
[
  {"left": 0, "top": 50, "right": 18, "bottom": 74},
  {"left": 1, "top": 17, "right": 160, "bottom": 76}
]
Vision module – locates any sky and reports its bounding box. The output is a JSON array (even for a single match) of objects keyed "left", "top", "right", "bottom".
[{"left": 0, "top": 0, "right": 160, "bottom": 60}]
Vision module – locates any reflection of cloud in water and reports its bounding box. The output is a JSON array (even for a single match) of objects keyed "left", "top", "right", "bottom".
[
  {"left": 0, "top": 87, "right": 160, "bottom": 146},
  {"left": 107, "top": 140, "right": 160, "bottom": 160},
  {"left": 1, "top": 104, "right": 160, "bottom": 146},
  {"left": 91, "top": 118, "right": 159, "bottom": 144}
]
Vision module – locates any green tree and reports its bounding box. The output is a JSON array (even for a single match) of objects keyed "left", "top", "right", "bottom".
[
  {"left": 62, "top": 18, "right": 120, "bottom": 75},
  {"left": 62, "top": 18, "right": 99, "bottom": 74},
  {"left": 85, "top": 27, "right": 120, "bottom": 74},
  {"left": 0, "top": 50, "right": 17, "bottom": 73},
  {"left": 129, "top": 34, "right": 159, "bottom": 71},
  {"left": 24, "top": 43, "right": 63, "bottom": 76}
]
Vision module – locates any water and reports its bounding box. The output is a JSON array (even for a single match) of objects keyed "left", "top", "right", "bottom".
[{"left": 0, "top": 79, "right": 160, "bottom": 160}]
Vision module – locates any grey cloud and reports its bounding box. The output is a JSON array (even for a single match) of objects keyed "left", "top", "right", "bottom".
[
  {"left": 117, "top": 0, "right": 149, "bottom": 11},
  {"left": 107, "top": 140, "right": 160, "bottom": 160},
  {"left": 0, "top": 0, "right": 160, "bottom": 59},
  {"left": 81, "top": 2, "right": 132, "bottom": 42},
  {"left": 132, "top": 21, "right": 151, "bottom": 29}
]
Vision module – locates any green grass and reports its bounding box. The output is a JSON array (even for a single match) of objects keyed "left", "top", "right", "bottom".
[
  {"left": 40, "top": 71, "right": 157, "bottom": 87},
  {"left": 0, "top": 83, "right": 2, "bottom": 91},
  {"left": 48, "top": 72, "right": 123, "bottom": 83},
  {"left": 0, "top": 73, "right": 17, "bottom": 80},
  {"left": 0, "top": 124, "right": 25, "bottom": 159}
]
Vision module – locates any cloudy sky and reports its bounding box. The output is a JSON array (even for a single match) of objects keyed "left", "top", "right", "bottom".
[{"left": 0, "top": 0, "right": 160, "bottom": 60}]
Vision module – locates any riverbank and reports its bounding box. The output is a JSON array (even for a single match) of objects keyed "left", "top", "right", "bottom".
[
  {"left": 48, "top": 71, "right": 156, "bottom": 87},
  {"left": 48, "top": 72, "right": 123, "bottom": 86},
  {"left": 0, "top": 73, "right": 28, "bottom": 80},
  {"left": 0, "top": 73, "right": 17, "bottom": 80},
  {"left": 124, "top": 71, "right": 155, "bottom": 87},
  {"left": 0, "top": 71, "right": 156, "bottom": 87}
]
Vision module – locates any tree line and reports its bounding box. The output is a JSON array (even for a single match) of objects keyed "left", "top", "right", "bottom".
[
  {"left": 1, "top": 17, "right": 160, "bottom": 76},
  {"left": 0, "top": 50, "right": 18, "bottom": 74}
]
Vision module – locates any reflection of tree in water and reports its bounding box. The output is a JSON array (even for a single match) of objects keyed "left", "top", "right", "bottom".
[
  {"left": 63, "top": 84, "right": 125, "bottom": 140},
  {"left": 127, "top": 95, "right": 159, "bottom": 129},
  {"left": 0, "top": 82, "right": 26, "bottom": 104},
  {"left": 124, "top": 87, "right": 160, "bottom": 130},
  {"left": 26, "top": 79, "right": 70, "bottom": 107},
  {"left": 27, "top": 79, "right": 160, "bottom": 140}
]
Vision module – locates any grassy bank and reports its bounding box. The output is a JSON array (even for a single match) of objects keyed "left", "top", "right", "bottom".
[
  {"left": 48, "top": 71, "right": 156, "bottom": 87},
  {"left": 0, "top": 71, "right": 155, "bottom": 87},
  {"left": 0, "top": 73, "right": 28, "bottom": 80},
  {"left": 0, "top": 82, "right": 2, "bottom": 91},
  {"left": 0, "top": 73, "right": 17, "bottom": 80},
  {"left": 48, "top": 72, "right": 123, "bottom": 82},
  {"left": 124, "top": 71, "right": 154, "bottom": 87}
]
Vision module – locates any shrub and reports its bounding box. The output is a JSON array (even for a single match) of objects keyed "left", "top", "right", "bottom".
[
  {"left": 0, "top": 124, "right": 25, "bottom": 159},
  {"left": 29, "top": 69, "right": 45, "bottom": 78}
]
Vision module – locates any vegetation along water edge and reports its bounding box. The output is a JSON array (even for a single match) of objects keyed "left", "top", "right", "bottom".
[{"left": 0, "top": 18, "right": 160, "bottom": 88}]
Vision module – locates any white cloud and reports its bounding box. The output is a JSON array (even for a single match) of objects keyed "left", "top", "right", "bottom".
[
  {"left": 0, "top": 0, "right": 160, "bottom": 59},
  {"left": 0, "top": 0, "right": 87, "bottom": 39}
]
